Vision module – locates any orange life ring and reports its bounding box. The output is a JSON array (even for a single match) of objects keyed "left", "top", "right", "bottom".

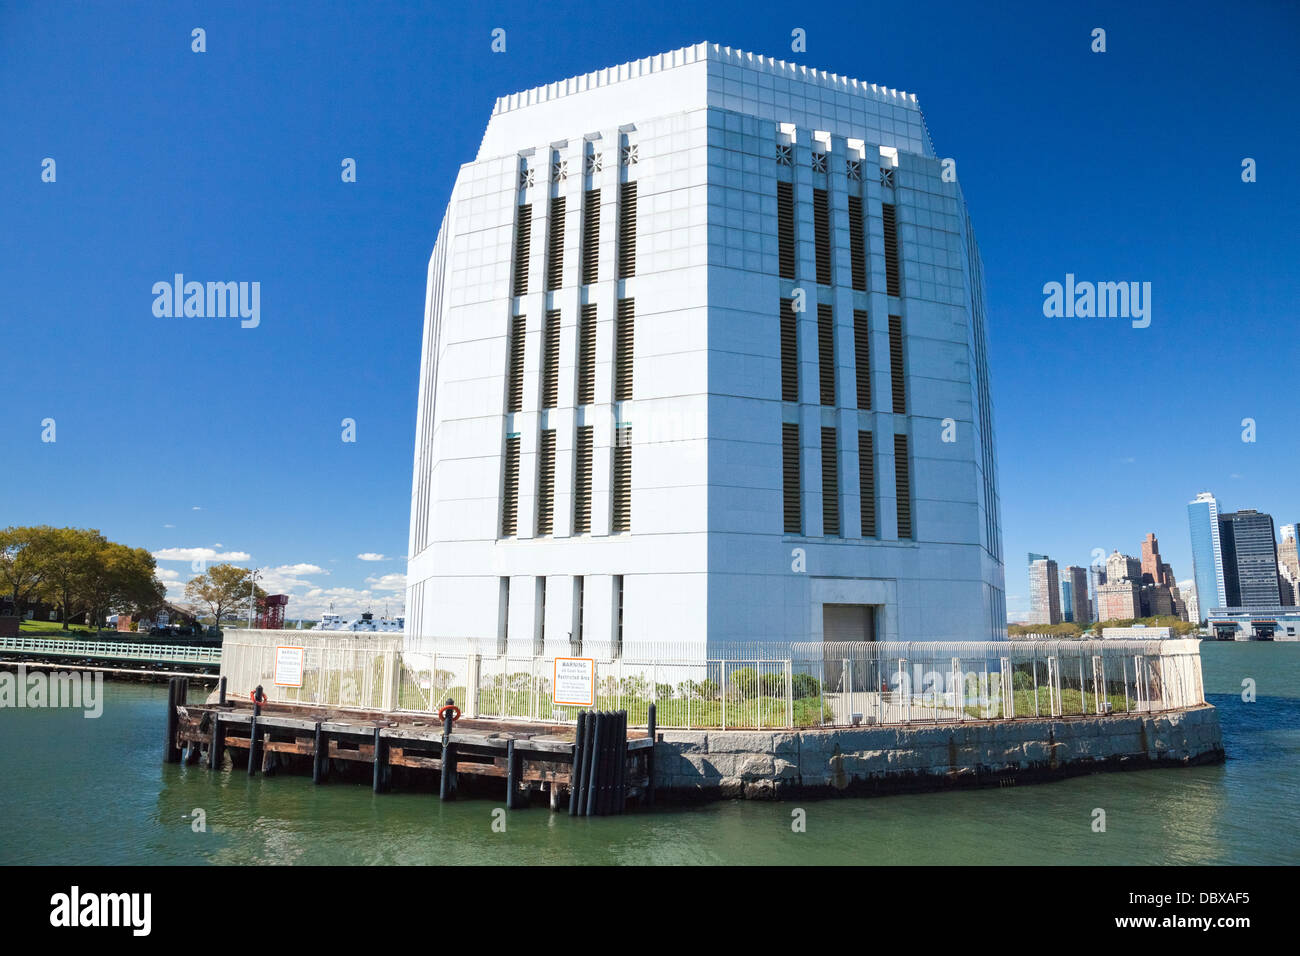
[{"left": 438, "top": 704, "right": 461, "bottom": 722}]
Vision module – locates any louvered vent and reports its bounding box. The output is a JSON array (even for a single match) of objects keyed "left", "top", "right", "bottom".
[
  {"left": 542, "top": 310, "right": 560, "bottom": 409},
  {"left": 777, "top": 181, "right": 795, "bottom": 280},
  {"left": 780, "top": 298, "right": 798, "bottom": 403},
  {"left": 581, "top": 188, "right": 600, "bottom": 285},
  {"left": 821, "top": 427, "right": 839, "bottom": 536},
  {"left": 615, "top": 298, "right": 634, "bottom": 402},
  {"left": 577, "top": 304, "right": 596, "bottom": 405},
  {"left": 817, "top": 304, "right": 835, "bottom": 406},
  {"left": 507, "top": 316, "right": 525, "bottom": 413},
  {"left": 889, "top": 315, "right": 906, "bottom": 414},
  {"left": 546, "top": 197, "right": 565, "bottom": 291},
  {"left": 782, "top": 423, "right": 801, "bottom": 534},
  {"left": 617, "top": 182, "right": 637, "bottom": 278},
  {"left": 536, "top": 429, "right": 556, "bottom": 535},
  {"left": 853, "top": 310, "right": 871, "bottom": 410},
  {"left": 813, "top": 188, "right": 831, "bottom": 286},
  {"left": 501, "top": 436, "right": 520, "bottom": 537},
  {"left": 512, "top": 205, "right": 531, "bottom": 297},
  {"left": 848, "top": 196, "right": 867, "bottom": 291},
  {"left": 573, "top": 425, "right": 593, "bottom": 533},
  {"left": 612, "top": 426, "right": 632, "bottom": 532},
  {"left": 894, "top": 433, "right": 912, "bottom": 539},
  {"left": 882, "top": 202, "right": 900, "bottom": 297},
  {"left": 859, "top": 431, "right": 876, "bottom": 537}
]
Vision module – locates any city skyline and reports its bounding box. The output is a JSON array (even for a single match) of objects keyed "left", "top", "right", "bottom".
[{"left": 2, "top": 2, "right": 1297, "bottom": 623}]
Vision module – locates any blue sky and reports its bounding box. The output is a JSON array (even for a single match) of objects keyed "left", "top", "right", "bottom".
[{"left": 2, "top": 1, "right": 1296, "bottom": 621}]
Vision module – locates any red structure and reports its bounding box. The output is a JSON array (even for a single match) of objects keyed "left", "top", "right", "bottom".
[{"left": 256, "top": 594, "right": 290, "bottom": 629}]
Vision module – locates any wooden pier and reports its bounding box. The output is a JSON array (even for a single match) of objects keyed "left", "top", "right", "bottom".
[{"left": 166, "top": 678, "right": 657, "bottom": 815}]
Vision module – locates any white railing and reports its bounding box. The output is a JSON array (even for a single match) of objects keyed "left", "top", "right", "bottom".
[
  {"left": 217, "top": 631, "right": 1208, "bottom": 729},
  {"left": 0, "top": 636, "right": 222, "bottom": 664}
]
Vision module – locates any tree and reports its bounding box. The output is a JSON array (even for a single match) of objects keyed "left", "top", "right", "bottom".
[
  {"left": 79, "top": 543, "right": 166, "bottom": 630},
  {"left": 36, "top": 527, "right": 105, "bottom": 629},
  {"left": 0, "top": 525, "right": 56, "bottom": 617},
  {"left": 185, "top": 564, "right": 267, "bottom": 626}
]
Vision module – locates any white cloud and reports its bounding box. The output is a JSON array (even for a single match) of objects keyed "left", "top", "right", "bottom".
[
  {"left": 163, "top": 523, "right": 175, "bottom": 529},
  {"left": 152, "top": 547, "right": 251, "bottom": 562},
  {"left": 357, "top": 552, "right": 388, "bottom": 561},
  {"left": 274, "top": 563, "right": 325, "bottom": 576},
  {"left": 365, "top": 572, "right": 407, "bottom": 592},
  {"left": 155, "top": 567, "right": 182, "bottom": 582},
  {"left": 192, "top": 506, "right": 202, "bottom": 511}
]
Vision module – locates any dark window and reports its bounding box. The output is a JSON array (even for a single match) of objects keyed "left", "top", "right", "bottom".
[
  {"left": 615, "top": 298, "right": 634, "bottom": 402},
  {"left": 889, "top": 315, "right": 906, "bottom": 414},
  {"left": 512, "top": 204, "right": 531, "bottom": 296},
  {"left": 507, "top": 316, "right": 525, "bottom": 413},
  {"left": 501, "top": 436, "right": 520, "bottom": 537},
  {"left": 536, "top": 429, "right": 556, "bottom": 535},
  {"left": 813, "top": 188, "right": 831, "bottom": 286},
  {"left": 577, "top": 304, "right": 596, "bottom": 405},
  {"left": 777, "top": 181, "right": 796, "bottom": 280},
  {"left": 617, "top": 182, "right": 637, "bottom": 278},
  {"left": 821, "top": 427, "right": 839, "bottom": 536},
  {"left": 882, "top": 202, "right": 901, "bottom": 297},
  {"left": 573, "top": 426, "right": 593, "bottom": 533},
  {"left": 581, "top": 188, "right": 600, "bottom": 285},
  {"left": 848, "top": 196, "right": 867, "bottom": 291},
  {"left": 894, "top": 433, "right": 912, "bottom": 539},
  {"left": 781, "top": 298, "right": 798, "bottom": 403},
  {"left": 859, "top": 431, "right": 876, "bottom": 537},
  {"left": 853, "top": 310, "right": 871, "bottom": 410},
  {"left": 817, "top": 304, "right": 835, "bottom": 406},
  {"left": 783, "top": 423, "right": 801, "bottom": 534},
  {"left": 612, "top": 426, "right": 632, "bottom": 532},
  {"left": 546, "top": 197, "right": 565, "bottom": 290},
  {"left": 542, "top": 310, "right": 560, "bottom": 409}
]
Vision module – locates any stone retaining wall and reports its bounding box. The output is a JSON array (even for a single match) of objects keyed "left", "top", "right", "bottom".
[{"left": 653, "top": 704, "right": 1224, "bottom": 801}]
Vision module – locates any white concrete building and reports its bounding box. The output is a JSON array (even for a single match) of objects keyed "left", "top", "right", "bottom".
[{"left": 406, "top": 43, "right": 1006, "bottom": 657}]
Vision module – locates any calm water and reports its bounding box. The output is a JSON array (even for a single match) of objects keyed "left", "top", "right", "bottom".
[{"left": 1, "top": 642, "right": 1296, "bottom": 865}]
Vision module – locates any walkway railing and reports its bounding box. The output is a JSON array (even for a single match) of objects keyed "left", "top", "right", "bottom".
[
  {"left": 0, "top": 636, "right": 222, "bottom": 665},
  {"left": 216, "top": 631, "right": 1206, "bottom": 730}
]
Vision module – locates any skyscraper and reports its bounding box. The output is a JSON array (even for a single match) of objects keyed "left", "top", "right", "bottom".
[
  {"left": 1029, "top": 556, "right": 1061, "bottom": 625},
  {"left": 1187, "top": 492, "right": 1227, "bottom": 623},
  {"left": 1219, "top": 510, "right": 1282, "bottom": 608},
  {"left": 1060, "top": 565, "right": 1089, "bottom": 623},
  {"left": 1279, "top": 524, "right": 1299, "bottom": 603},
  {"left": 405, "top": 44, "right": 1007, "bottom": 654}
]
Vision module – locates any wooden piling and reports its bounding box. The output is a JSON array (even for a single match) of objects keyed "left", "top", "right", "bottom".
[
  {"left": 218, "top": 676, "right": 227, "bottom": 705},
  {"left": 613, "top": 710, "right": 627, "bottom": 814}
]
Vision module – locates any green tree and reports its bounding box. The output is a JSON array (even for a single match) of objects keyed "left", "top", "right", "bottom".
[
  {"left": 185, "top": 563, "right": 266, "bottom": 626},
  {"left": 0, "top": 525, "right": 56, "bottom": 617}
]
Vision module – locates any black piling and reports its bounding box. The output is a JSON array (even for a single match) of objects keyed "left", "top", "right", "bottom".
[
  {"left": 506, "top": 739, "right": 521, "bottom": 810},
  {"left": 312, "top": 722, "right": 328, "bottom": 784},
  {"left": 439, "top": 699, "right": 457, "bottom": 800},
  {"left": 645, "top": 703, "right": 657, "bottom": 807},
  {"left": 247, "top": 716, "right": 260, "bottom": 776},
  {"left": 613, "top": 710, "right": 627, "bottom": 814},
  {"left": 208, "top": 713, "right": 225, "bottom": 770},
  {"left": 218, "top": 676, "right": 227, "bottom": 706},
  {"left": 372, "top": 727, "right": 389, "bottom": 793},
  {"left": 163, "top": 678, "right": 180, "bottom": 764},
  {"left": 584, "top": 711, "right": 603, "bottom": 816},
  {"left": 176, "top": 677, "right": 188, "bottom": 707},
  {"left": 569, "top": 711, "right": 588, "bottom": 816}
]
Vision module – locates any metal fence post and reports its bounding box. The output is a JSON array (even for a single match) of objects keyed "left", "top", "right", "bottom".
[{"left": 785, "top": 659, "right": 793, "bottom": 729}]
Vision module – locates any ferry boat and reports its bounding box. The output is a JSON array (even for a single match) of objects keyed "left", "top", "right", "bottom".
[{"left": 313, "top": 610, "right": 405, "bottom": 633}]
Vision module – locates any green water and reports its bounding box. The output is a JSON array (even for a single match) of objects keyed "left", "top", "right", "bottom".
[{"left": 1, "top": 643, "right": 1296, "bottom": 865}]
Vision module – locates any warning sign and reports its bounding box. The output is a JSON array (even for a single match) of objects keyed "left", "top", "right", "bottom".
[
  {"left": 553, "top": 657, "right": 596, "bottom": 707},
  {"left": 274, "top": 645, "right": 305, "bottom": 687}
]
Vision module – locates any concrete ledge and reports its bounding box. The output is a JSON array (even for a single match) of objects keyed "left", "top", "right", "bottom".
[{"left": 652, "top": 704, "right": 1224, "bottom": 802}]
